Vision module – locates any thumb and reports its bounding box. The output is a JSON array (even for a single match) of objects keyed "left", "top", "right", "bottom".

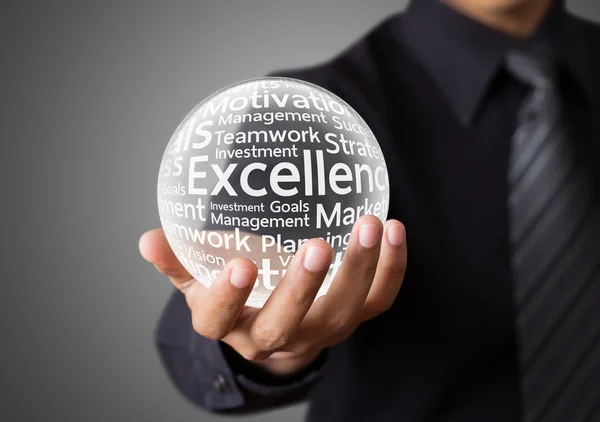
[{"left": 139, "top": 228, "right": 195, "bottom": 289}]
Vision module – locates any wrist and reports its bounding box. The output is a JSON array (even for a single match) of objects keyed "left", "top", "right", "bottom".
[
  {"left": 220, "top": 341, "right": 326, "bottom": 385},
  {"left": 255, "top": 348, "right": 324, "bottom": 378}
]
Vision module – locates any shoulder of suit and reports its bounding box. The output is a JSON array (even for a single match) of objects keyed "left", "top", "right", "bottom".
[
  {"left": 266, "top": 13, "right": 404, "bottom": 90},
  {"left": 570, "top": 11, "right": 600, "bottom": 32},
  {"left": 569, "top": 12, "right": 600, "bottom": 57},
  {"left": 265, "top": 11, "right": 406, "bottom": 110},
  {"left": 568, "top": 12, "right": 600, "bottom": 97}
]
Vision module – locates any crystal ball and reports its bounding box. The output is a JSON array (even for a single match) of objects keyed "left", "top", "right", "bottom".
[{"left": 157, "top": 77, "right": 389, "bottom": 308}]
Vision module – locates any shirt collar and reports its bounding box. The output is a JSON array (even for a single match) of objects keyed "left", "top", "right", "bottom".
[{"left": 394, "top": 0, "right": 598, "bottom": 127}]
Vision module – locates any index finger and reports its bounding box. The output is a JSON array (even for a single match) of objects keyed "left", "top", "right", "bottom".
[
  {"left": 359, "top": 220, "right": 407, "bottom": 322},
  {"left": 298, "top": 215, "right": 383, "bottom": 340}
]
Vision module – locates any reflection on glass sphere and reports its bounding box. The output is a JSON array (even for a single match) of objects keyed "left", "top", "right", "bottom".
[{"left": 157, "top": 77, "right": 389, "bottom": 308}]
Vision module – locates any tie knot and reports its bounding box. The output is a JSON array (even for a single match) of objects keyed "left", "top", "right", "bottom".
[{"left": 506, "top": 47, "right": 557, "bottom": 90}]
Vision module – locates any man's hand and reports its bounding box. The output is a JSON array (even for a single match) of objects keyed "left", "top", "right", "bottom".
[{"left": 139, "top": 215, "right": 407, "bottom": 377}]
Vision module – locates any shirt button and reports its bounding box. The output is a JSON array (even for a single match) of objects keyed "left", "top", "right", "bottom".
[{"left": 213, "top": 374, "right": 229, "bottom": 392}]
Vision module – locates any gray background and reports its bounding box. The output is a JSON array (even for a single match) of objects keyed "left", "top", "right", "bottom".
[{"left": 2, "top": 1, "right": 598, "bottom": 421}]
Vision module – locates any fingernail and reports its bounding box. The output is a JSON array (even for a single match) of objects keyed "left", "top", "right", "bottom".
[
  {"left": 387, "top": 224, "right": 405, "bottom": 246},
  {"left": 303, "top": 246, "right": 331, "bottom": 272},
  {"left": 359, "top": 224, "right": 381, "bottom": 248},
  {"left": 230, "top": 266, "right": 254, "bottom": 288}
]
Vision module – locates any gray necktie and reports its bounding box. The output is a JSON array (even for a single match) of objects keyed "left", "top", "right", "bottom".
[{"left": 507, "top": 47, "right": 600, "bottom": 422}]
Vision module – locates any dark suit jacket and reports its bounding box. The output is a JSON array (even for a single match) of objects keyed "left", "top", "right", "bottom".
[{"left": 155, "top": 1, "right": 600, "bottom": 421}]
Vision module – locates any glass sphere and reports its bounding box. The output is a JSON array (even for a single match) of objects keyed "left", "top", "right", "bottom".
[{"left": 157, "top": 77, "right": 389, "bottom": 308}]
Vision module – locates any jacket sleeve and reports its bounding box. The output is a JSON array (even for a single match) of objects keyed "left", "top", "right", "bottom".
[{"left": 154, "top": 289, "right": 328, "bottom": 414}]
